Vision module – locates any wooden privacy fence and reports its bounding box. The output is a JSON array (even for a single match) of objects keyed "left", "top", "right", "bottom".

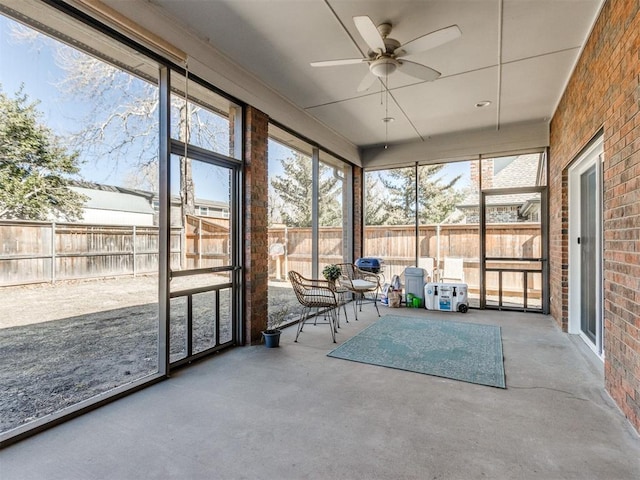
[
  {"left": 269, "top": 223, "right": 542, "bottom": 296},
  {"left": 183, "top": 215, "right": 231, "bottom": 270},
  {"left": 2, "top": 219, "right": 540, "bottom": 295},
  {"left": 0, "top": 215, "right": 233, "bottom": 286},
  {"left": 0, "top": 220, "right": 184, "bottom": 286}
]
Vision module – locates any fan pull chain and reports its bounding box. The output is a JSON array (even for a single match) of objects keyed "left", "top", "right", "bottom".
[
  {"left": 384, "top": 72, "right": 389, "bottom": 149},
  {"left": 184, "top": 62, "right": 189, "bottom": 156}
]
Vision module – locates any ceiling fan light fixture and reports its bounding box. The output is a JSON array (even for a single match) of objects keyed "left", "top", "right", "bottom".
[{"left": 370, "top": 57, "right": 398, "bottom": 77}]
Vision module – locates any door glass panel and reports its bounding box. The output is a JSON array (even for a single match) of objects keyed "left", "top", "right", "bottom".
[
  {"left": 485, "top": 271, "right": 500, "bottom": 308},
  {"left": 481, "top": 153, "right": 546, "bottom": 309},
  {"left": 485, "top": 193, "right": 542, "bottom": 258},
  {"left": 527, "top": 272, "right": 543, "bottom": 310},
  {"left": 192, "top": 291, "right": 217, "bottom": 354},
  {"left": 169, "top": 155, "right": 231, "bottom": 274},
  {"left": 483, "top": 190, "right": 543, "bottom": 311},
  {"left": 218, "top": 288, "right": 233, "bottom": 344},
  {"left": 485, "top": 260, "right": 542, "bottom": 310},
  {"left": 170, "top": 271, "right": 231, "bottom": 292},
  {"left": 169, "top": 286, "right": 233, "bottom": 361},
  {"left": 581, "top": 166, "right": 597, "bottom": 341},
  {"left": 169, "top": 153, "right": 234, "bottom": 363},
  {"left": 169, "top": 297, "right": 188, "bottom": 363}
]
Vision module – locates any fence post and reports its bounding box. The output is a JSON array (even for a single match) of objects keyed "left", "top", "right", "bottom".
[
  {"left": 198, "top": 217, "right": 202, "bottom": 268},
  {"left": 133, "top": 225, "right": 137, "bottom": 277},
  {"left": 51, "top": 221, "right": 56, "bottom": 284},
  {"left": 181, "top": 226, "right": 185, "bottom": 270}
]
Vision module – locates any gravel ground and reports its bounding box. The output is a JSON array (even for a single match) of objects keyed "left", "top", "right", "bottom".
[{"left": 0, "top": 276, "right": 302, "bottom": 432}]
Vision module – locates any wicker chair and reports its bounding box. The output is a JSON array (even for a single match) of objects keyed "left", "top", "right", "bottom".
[
  {"left": 334, "top": 263, "right": 381, "bottom": 320},
  {"left": 288, "top": 270, "right": 338, "bottom": 343}
]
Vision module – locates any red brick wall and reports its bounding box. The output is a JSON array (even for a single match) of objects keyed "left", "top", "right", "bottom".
[
  {"left": 244, "top": 107, "right": 269, "bottom": 345},
  {"left": 550, "top": 0, "right": 640, "bottom": 432}
]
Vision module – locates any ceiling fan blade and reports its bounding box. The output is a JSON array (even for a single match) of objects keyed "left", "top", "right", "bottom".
[
  {"left": 357, "top": 72, "right": 378, "bottom": 92},
  {"left": 399, "top": 60, "right": 441, "bottom": 82},
  {"left": 400, "top": 25, "right": 461, "bottom": 57},
  {"left": 353, "top": 16, "right": 386, "bottom": 53},
  {"left": 310, "top": 58, "right": 365, "bottom": 67}
]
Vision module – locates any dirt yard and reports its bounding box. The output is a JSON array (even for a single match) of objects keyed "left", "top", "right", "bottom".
[{"left": 0, "top": 276, "right": 301, "bottom": 433}]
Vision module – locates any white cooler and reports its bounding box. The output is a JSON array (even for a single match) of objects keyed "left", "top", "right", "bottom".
[{"left": 424, "top": 282, "right": 469, "bottom": 313}]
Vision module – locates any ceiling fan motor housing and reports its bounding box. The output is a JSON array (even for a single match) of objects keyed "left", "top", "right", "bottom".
[
  {"left": 370, "top": 57, "right": 399, "bottom": 77},
  {"left": 368, "top": 26, "right": 402, "bottom": 78}
]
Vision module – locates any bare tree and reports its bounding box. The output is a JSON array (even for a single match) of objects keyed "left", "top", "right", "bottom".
[{"left": 14, "top": 24, "right": 231, "bottom": 269}]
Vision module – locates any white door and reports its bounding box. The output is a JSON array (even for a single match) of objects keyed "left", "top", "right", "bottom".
[{"left": 568, "top": 136, "right": 603, "bottom": 357}]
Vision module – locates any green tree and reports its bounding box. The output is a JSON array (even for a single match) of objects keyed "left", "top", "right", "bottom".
[
  {"left": 0, "top": 87, "right": 85, "bottom": 221},
  {"left": 381, "top": 165, "right": 462, "bottom": 225},
  {"left": 270, "top": 152, "right": 341, "bottom": 227},
  {"left": 364, "top": 172, "right": 391, "bottom": 225}
]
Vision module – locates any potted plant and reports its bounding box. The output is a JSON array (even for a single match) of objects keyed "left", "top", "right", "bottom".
[
  {"left": 322, "top": 264, "right": 342, "bottom": 284},
  {"left": 262, "top": 306, "right": 289, "bottom": 348}
]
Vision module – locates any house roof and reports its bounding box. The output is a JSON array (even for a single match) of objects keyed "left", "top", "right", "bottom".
[
  {"left": 492, "top": 154, "right": 542, "bottom": 189},
  {"left": 70, "top": 183, "right": 155, "bottom": 215},
  {"left": 458, "top": 154, "right": 542, "bottom": 208}
]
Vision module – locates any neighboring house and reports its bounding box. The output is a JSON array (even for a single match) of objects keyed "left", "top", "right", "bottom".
[
  {"left": 69, "top": 183, "right": 231, "bottom": 228},
  {"left": 194, "top": 199, "right": 230, "bottom": 220},
  {"left": 457, "top": 154, "right": 543, "bottom": 223},
  {"left": 152, "top": 196, "right": 230, "bottom": 227},
  {"left": 70, "top": 182, "right": 156, "bottom": 226}
]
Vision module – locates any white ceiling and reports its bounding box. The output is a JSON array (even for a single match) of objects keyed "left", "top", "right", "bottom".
[{"left": 148, "top": 0, "right": 603, "bottom": 152}]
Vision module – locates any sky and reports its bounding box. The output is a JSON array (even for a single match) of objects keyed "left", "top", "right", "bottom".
[
  {"left": 1, "top": 15, "right": 247, "bottom": 203},
  {"left": 0, "top": 17, "right": 81, "bottom": 133},
  {"left": 1, "top": 13, "right": 471, "bottom": 205},
  {"left": 0, "top": 16, "right": 139, "bottom": 183}
]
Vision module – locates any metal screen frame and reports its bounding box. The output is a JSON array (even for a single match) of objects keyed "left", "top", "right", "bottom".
[{"left": 480, "top": 186, "right": 549, "bottom": 313}]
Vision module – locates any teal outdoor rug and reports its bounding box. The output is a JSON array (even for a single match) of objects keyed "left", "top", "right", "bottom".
[{"left": 328, "top": 315, "right": 506, "bottom": 388}]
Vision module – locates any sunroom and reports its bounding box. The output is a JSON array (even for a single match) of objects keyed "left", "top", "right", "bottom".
[{"left": 0, "top": 0, "right": 638, "bottom": 472}]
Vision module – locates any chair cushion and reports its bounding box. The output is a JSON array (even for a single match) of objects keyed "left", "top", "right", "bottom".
[{"left": 351, "top": 279, "right": 377, "bottom": 291}]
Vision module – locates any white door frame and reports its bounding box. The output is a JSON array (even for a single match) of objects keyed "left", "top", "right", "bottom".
[{"left": 568, "top": 134, "right": 603, "bottom": 358}]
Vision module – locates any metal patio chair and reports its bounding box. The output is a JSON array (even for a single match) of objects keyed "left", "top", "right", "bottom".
[{"left": 288, "top": 270, "right": 338, "bottom": 343}]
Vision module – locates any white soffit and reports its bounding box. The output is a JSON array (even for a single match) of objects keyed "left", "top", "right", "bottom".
[
  {"left": 500, "top": 49, "right": 581, "bottom": 125},
  {"left": 501, "top": 0, "right": 602, "bottom": 62},
  {"left": 94, "top": 0, "right": 604, "bottom": 165},
  {"left": 361, "top": 121, "right": 549, "bottom": 169}
]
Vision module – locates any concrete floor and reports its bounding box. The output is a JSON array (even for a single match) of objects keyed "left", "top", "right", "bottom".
[{"left": 2, "top": 307, "right": 639, "bottom": 479}]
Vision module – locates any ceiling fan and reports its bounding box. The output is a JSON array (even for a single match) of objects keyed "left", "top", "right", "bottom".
[{"left": 311, "top": 16, "right": 461, "bottom": 92}]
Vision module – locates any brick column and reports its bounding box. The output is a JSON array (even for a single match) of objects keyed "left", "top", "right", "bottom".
[
  {"left": 244, "top": 107, "right": 269, "bottom": 345},
  {"left": 353, "top": 166, "right": 364, "bottom": 259}
]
